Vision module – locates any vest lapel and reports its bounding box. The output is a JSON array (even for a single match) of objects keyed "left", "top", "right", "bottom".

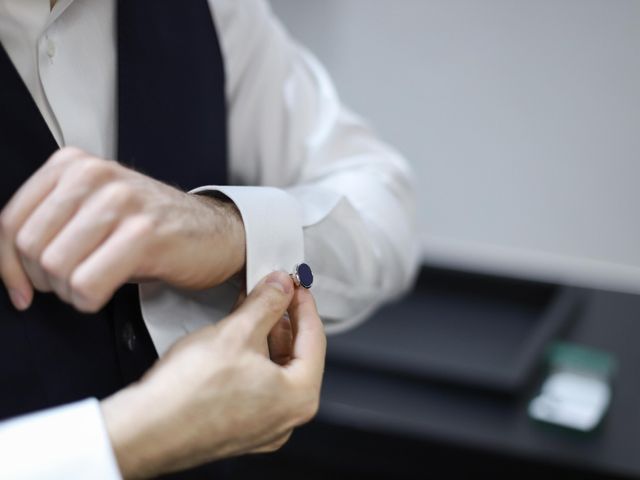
[{"left": 0, "top": 46, "right": 58, "bottom": 207}]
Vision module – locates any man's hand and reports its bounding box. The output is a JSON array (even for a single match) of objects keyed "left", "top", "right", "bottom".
[
  {"left": 101, "top": 271, "right": 326, "bottom": 479},
  {"left": 0, "top": 147, "right": 245, "bottom": 312}
]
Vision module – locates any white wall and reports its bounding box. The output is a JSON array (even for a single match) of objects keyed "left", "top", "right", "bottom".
[{"left": 269, "top": 0, "right": 640, "bottom": 293}]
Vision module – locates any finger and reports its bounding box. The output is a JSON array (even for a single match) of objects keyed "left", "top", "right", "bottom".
[
  {"left": 1, "top": 149, "right": 86, "bottom": 298},
  {"left": 14, "top": 159, "right": 115, "bottom": 270},
  {"left": 224, "top": 271, "right": 294, "bottom": 344},
  {"left": 68, "top": 216, "right": 151, "bottom": 312},
  {"left": 0, "top": 240, "right": 33, "bottom": 310},
  {"left": 228, "top": 279, "right": 273, "bottom": 356},
  {"left": 268, "top": 314, "right": 293, "bottom": 365},
  {"left": 39, "top": 183, "right": 137, "bottom": 300},
  {"left": 284, "top": 288, "right": 326, "bottom": 386},
  {"left": 19, "top": 257, "right": 52, "bottom": 293},
  {"left": 1, "top": 147, "right": 84, "bottom": 234}
]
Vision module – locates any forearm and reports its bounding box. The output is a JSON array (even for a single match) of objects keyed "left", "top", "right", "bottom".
[
  {"left": 101, "top": 372, "right": 226, "bottom": 479},
  {"left": 184, "top": 193, "right": 246, "bottom": 288},
  {"left": 101, "top": 382, "right": 184, "bottom": 479}
]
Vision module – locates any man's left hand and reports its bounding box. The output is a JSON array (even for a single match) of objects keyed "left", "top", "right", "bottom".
[{"left": 0, "top": 147, "right": 246, "bottom": 312}]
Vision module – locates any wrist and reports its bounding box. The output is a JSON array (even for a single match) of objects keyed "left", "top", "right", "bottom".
[
  {"left": 192, "top": 192, "right": 246, "bottom": 283},
  {"left": 101, "top": 382, "right": 165, "bottom": 479},
  {"left": 153, "top": 190, "right": 247, "bottom": 290}
]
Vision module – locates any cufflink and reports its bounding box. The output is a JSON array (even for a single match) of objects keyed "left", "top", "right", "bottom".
[{"left": 291, "top": 263, "right": 313, "bottom": 289}]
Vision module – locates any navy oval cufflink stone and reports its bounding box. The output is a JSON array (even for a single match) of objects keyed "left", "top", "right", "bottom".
[{"left": 294, "top": 263, "right": 314, "bottom": 289}]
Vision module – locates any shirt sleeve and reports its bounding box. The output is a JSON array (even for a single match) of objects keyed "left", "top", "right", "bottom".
[
  {"left": 0, "top": 399, "right": 121, "bottom": 480},
  {"left": 209, "top": 0, "right": 420, "bottom": 333}
]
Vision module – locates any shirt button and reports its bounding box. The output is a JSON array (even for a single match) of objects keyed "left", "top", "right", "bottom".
[
  {"left": 122, "top": 323, "right": 137, "bottom": 352},
  {"left": 46, "top": 39, "right": 56, "bottom": 58}
]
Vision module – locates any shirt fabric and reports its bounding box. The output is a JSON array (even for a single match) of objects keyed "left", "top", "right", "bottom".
[{"left": 0, "top": 0, "right": 419, "bottom": 477}]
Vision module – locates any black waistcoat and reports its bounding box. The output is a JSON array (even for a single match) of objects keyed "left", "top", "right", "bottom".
[{"left": 0, "top": 1, "right": 227, "bottom": 419}]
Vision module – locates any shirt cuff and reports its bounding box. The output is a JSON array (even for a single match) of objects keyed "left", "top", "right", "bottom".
[
  {"left": 139, "top": 185, "right": 304, "bottom": 356},
  {"left": 0, "top": 399, "right": 121, "bottom": 479},
  {"left": 190, "top": 185, "right": 304, "bottom": 292}
]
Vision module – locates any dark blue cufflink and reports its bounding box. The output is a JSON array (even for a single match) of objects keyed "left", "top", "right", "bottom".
[{"left": 292, "top": 263, "right": 313, "bottom": 289}]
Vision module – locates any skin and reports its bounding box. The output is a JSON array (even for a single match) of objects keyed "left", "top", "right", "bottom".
[
  {"left": 0, "top": 146, "right": 325, "bottom": 475},
  {"left": 0, "top": 147, "right": 246, "bottom": 313},
  {"left": 102, "top": 272, "right": 326, "bottom": 478}
]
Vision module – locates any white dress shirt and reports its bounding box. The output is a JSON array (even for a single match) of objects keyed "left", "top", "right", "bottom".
[{"left": 0, "top": 0, "right": 419, "bottom": 477}]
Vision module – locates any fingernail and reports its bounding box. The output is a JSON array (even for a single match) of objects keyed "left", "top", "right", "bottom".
[
  {"left": 266, "top": 271, "right": 292, "bottom": 294},
  {"left": 9, "top": 289, "right": 28, "bottom": 310}
]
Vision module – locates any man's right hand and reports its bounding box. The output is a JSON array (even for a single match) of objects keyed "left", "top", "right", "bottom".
[{"left": 100, "top": 271, "right": 326, "bottom": 479}]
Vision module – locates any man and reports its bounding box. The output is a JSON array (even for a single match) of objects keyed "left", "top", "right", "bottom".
[
  {"left": 0, "top": 0, "right": 418, "bottom": 477},
  {"left": 1, "top": 271, "right": 326, "bottom": 478}
]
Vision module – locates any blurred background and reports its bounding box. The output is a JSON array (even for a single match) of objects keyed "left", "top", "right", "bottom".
[
  {"left": 236, "top": 1, "right": 640, "bottom": 478},
  {"left": 272, "top": 0, "right": 640, "bottom": 294}
]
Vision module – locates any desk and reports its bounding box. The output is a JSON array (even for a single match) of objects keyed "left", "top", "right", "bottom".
[{"left": 236, "top": 279, "right": 640, "bottom": 479}]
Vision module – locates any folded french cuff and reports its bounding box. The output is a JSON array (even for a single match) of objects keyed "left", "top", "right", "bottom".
[
  {"left": 0, "top": 399, "right": 121, "bottom": 479},
  {"left": 139, "top": 186, "right": 304, "bottom": 356},
  {"left": 191, "top": 185, "right": 305, "bottom": 292}
]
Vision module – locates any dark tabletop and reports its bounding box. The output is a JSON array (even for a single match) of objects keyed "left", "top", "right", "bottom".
[
  {"left": 234, "top": 272, "right": 640, "bottom": 479},
  {"left": 313, "top": 287, "right": 640, "bottom": 478}
]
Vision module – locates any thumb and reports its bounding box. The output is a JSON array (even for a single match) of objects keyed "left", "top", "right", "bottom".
[
  {"left": 225, "top": 271, "right": 294, "bottom": 345},
  {"left": 284, "top": 288, "right": 325, "bottom": 386}
]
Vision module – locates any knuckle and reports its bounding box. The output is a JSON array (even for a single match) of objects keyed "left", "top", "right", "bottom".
[
  {"left": 15, "top": 230, "right": 38, "bottom": 260},
  {"left": 101, "top": 182, "right": 140, "bottom": 209},
  {"left": 69, "top": 276, "right": 90, "bottom": 298},
  {"left": 128, "top": 214, "right": 155, "bottom": 238},
  {"left": 69, "top": 276, "right": 102, "bottom": 313},
  {"left": 49, "top": 190, "right": 83, "bottom": 211},
  {"left": 48, "top": 276, "right": 71, "bottom": 302},
  {"left": 104, "top": 181, "right": 131, "bottom": 197},
  {"left": 74, "top": 297, "right": 102, "bottom": 314},
  {"left": 75, "top": 157, "right": 113, "bottom": 181},
  {"left": 20, "top": 261, "right": 51, "bottom": 293},
  {"left": 260, "top": 290, "right": 287, "bottom": 318},
  {"left": 0, "top": 213, "right": 16, "bottom": 239},
  {"left": 31, "top": 279, "right": 52, "bottom": 294},
  {"left": 39, "top": 250, "right": 66, "bottom": 280}
]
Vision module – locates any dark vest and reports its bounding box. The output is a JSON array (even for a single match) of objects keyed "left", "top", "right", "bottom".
[{"left": 0, "top": 0, "right": 227, "bottom": 423}]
